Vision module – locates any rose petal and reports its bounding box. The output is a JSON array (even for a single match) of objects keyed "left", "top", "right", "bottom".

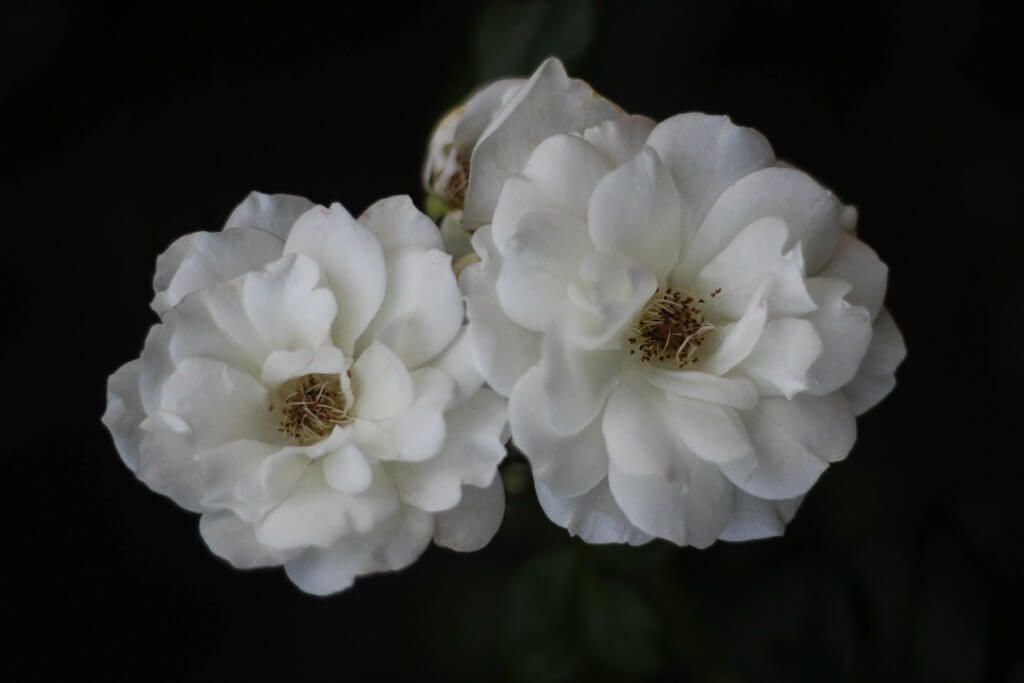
[
  {"left": 284, "top": 203, "right": 386, "bottom": 355},
  {"left": 199, "top": 510, "right": 298, "bottom": 569},
  {"left": 151, "top": 227, "right": 283, "bottom": 315},
  {"left": 639, "top": 366, "right": 757, "bottom": 409},
  {"left": 818, "top": 231, "right": 888, "bottom": 320},
  {"left": 510, "top": 367, "right": 608, "bottom": 498},
  {"left": 433, "top": 477, "right": 506, "bottom": 552},
  {"left": 843, "top": 308, "right": 906, "bottom": 415},
  {"left": 535, "top": 478, "right": 652, "bottom": 545},
  {"left": 323, "top": 443, "right": 374, "bottom": 493},
  {"left": 582, "top": 115, "right": 658, "bottom": 165},
  {"left": 645, "top": 113, "right": 775, "bottom": 234},
  {"left": 358, "top": 248, "right": 463, "bottom": 369},
  {"left": 351, "top": 341, "right": 414, "bottom": 421},
  {"left": 256, "top": 463, "right": 400, "bottom": 549},
  {"left": 539, "top": 331, "right": 622, "bottom": 435},
  {"left": 102, "top": 359, "right": 144, "bottom": 471},
  {"left": 358, "top": 195, "right": 444, "bottom": 253},
  {"left": 804, "top": 277, "right": 873, "bottom": 395},
  {"left": 690, "top": 216, "right": 816, "bottom": 319},
  {"left": 718, "top": 491, "right": 803, "bottom": 542},
  {"left": 391, "top": 386, "right": 507, "bottom": 511},
  {"left": 698, "top": 289, "right": 768, "bottom": 375},
  {"left": 464, "top": 57, "right": 622, "bottom": 229},
  {"left": 492, "top": 134, "right": 612, "bottom": 250},
  {"left": 223, "top": 191, "right": 315, "bottom": 241},
  {"left": 380, "top": 367, "right": 455, "bottom": 462},
  {"left": 159, "top": 357, "right": 275, "bottom": 449},
  {"left": 608, "top": 458, "right": 733, "bottom": 548},
  {"left": 738, "top": 318, "right": 823, "bottom": 398},
  {"left": 168, "top": 253, "right": 336, "bottom": 375},
  {"left": 260, "top": 346, "right": 347, "bottom": 388},
  {"left": 588, "top": 146, "right": 682, "bottom": 279},
  {"left": 494, "top": 208, "right": 590, "bottom": 331},
  {"left": 564, "top": 250, "right": 657, "bottom": 350},
  {"left": 283, "top": 507, "right": 433, "bottom": 596},
  {"left": 678, "top": 167, "right": 840, "bottom": 283},
  {"left": 720, "top": 392, "right": 856, "bottom": 500}
]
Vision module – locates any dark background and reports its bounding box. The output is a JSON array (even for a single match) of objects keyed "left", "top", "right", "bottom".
[{"left": 4, "top": 1, "right": 1022, "bottom": 681}]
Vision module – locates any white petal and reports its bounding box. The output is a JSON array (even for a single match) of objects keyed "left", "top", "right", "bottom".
[
  {"left": 260, "top": 346, "right": 347, "bottom": 388},
  {"left": 433, "top": 476, "right": 506, "bottom": 552},
  {"left": 698, "top": 290, "right": 768, "bottom": 375},
  {"left": 283, "top": 507, "right": 433, "bottom": 596},
  {"left": 102, "top": 359, "right": 144, "bottom": 471},
  {"left": 804, "top": 277, "right": 873, "bottom": 395},
  {"left": 197, "top": 440, "right": 302, "bottom": 522},
  {"left": 381, "top": 367, "right": 455, "bottom": 462},
  {"left": 601, "top": 380, "right": 679, "bottom": 478},
  {"left": 494, "top": 208, "right": 589, "bottom": 331},
  {"left": 151, "top": 228, "right": 283, "bottom": 315},
  {"left": 510, "top": 367, "right": 608, "bottom": 498},
  {"left": 645, "top": 113, "right": 775, "bottom": 233},
  {"left": 390, "top": 386, "right": 507, "bottom": 511},
  {"left": 639, "top": 367, "right": 758, "bottom": 409},
  {"left": 464, "top": 57, "right": 622, "bottom": 229},
  {"left": 351, "top": 341, "right": 414, "bottom": 421},
  {"left": 535, "top": 478, "right": 651, "bottom": 545},
  {"left": 139, "top": 323, "right": 175, "bottom": 415},
  {"left": 818, "top": 231, "right": 888, "bottom": 319},
  {"left": 358, "top": 195, "right": 444, "bottom": 253},
  {"left": 199, "top": 510, "right": 298, "bottom": 569},
  {"left": 256, "top": 463, "right": 400, "bottom": 549},
  {"left": 608, "top": 458, "right": 733, "bottom": 548},
  {"left": 738, "top": 318, "right": 823, "bottom": 398},
  {"left": 678, "top": 167, "right": 840, "bottom": 283},
  {"left": 323, "top": 443, "right": 373, "bottom": 493},
  {"left": 359, "top": 248, "right": 463, "bottom": 369},
  {"left": 843, "top": 308, "right": 906, "bottom": 415},
  {"left": 690, "top": 216, "right": 816, "bottom": 319},
  {"left": 491, "top": 134, "right": 611, "bottom": 250},
  {"left": 452, "top": 78, "right": 525, "bottom": 158},
  {"left": 167, "top": 253, "right": 336, "bottom": 375},
  {"left": 582, "top": 115, "right": 658, "bottom": 165},
  {"left": 721, "top": 392, "right": 856, "bottom": 500},
  {"left": 431, "top": 325, "right": 486, "bottom": 406},
  {"left": 539, "top": 332, "right": 622, "bottom": 435},
  {"left": 564, "top": 250, "right": 657, "bottom": 350},
  {"left": 718, "top": 492, "right": 803, "bottom": 542},
  {"left": 588, "top": 146, "right": 682, "bottom": 278},
  {"left": 284, "top": 203, "right": 386, "bottom": 355},
  {"left": 136, "top": 419, "right": 205, "bottom": 512},
  {"left": 466, "top": 295, "right": 541, "bottom": 398},
  {"left": 159, "top": 357, "right": 275, "bottom": 449},
  {"left": 224, "top": 191, "right": 315, "bottom": 241}
]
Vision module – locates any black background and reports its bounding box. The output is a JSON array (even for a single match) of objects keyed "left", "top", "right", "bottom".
[{"left": 4, "top": 1, "right": 1022, "bottom": 681}]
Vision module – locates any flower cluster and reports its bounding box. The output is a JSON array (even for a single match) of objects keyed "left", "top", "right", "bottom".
[{"left": 104, "top": 57, "right": 903, "bottom": 594}]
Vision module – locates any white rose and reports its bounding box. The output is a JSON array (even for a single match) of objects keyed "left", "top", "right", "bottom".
[
  {"left": 102, "top": 192, "right": 509, "bottom": 595},
  {"left": 422, "top": 58, "right": 624, "bottom": 257},
  {"left": 462, "top": 110, "right": 905, "bottom": 547}
]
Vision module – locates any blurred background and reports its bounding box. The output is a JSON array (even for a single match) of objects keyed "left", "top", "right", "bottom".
[{"left": 3, "top": 1, "right": 1021, "bottom": 680}]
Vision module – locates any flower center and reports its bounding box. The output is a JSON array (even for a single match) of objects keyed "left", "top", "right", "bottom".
[
  {"left": 628, "top": 287, "right": 719, "bottom": 368},
  {"left": 443, "top": 157, "right": 470, "bottom": 208},
  {"left": 274, "top": 373, "right": 353, "bottom": 444}
]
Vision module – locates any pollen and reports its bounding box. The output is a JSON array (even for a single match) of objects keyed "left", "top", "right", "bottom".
[
  {"left": 629, "top": 287, "right": 718, "bottom": 368},
  {"left": 444, "top": 157, "right": 470, "bottom": 209},
  {"left": 274, "top": 373, "right": 353, "bottom": 445}
]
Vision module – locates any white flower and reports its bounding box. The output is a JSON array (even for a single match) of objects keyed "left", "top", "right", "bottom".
[
  {"left": 102, "top": 192, "right": 509, "bottom": 595},
  {"left": 422, "top": 58, "right": 623, "bottom": 258},
  {"left": 462, "top": 101, "right": 905, "bottom": 546}
]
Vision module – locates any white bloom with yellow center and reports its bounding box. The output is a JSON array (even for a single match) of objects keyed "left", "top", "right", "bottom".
[
  {"left": 103, "top": 193, "right": 508, "bottom": 594},
  {"left": 461, "top": 97, "right": 905, "bottom": 546}
]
